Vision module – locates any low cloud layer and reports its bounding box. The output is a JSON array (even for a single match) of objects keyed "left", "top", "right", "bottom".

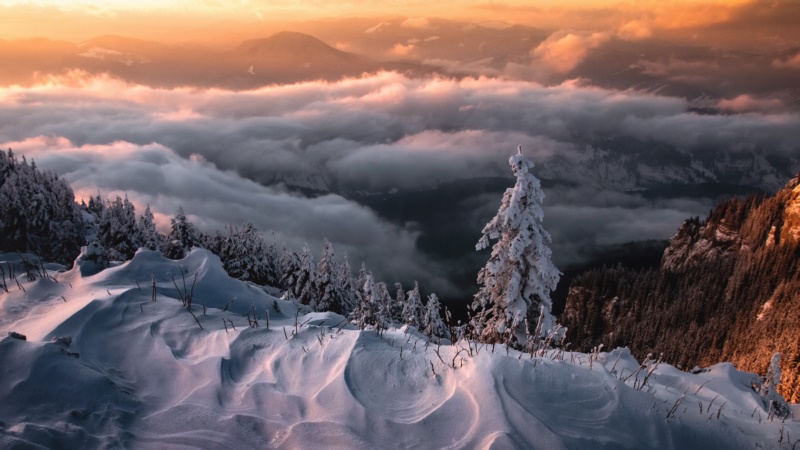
[
  {"left": 1, "top": 71, "right": 798, "bottom": 301},
  {"left": 4, "top": 135, "right": 456, "bottom": 294},
  {"left": 2, "top": 71, "right": 798, "bottom": 192}
]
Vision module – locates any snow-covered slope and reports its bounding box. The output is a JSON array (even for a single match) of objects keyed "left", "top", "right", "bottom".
[{"left": 0, "top": 249, "right": 794, "bottom": 449}]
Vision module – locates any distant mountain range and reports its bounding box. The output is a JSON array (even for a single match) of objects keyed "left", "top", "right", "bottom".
[
  {"left": 0, "top": 31, "right": 439, "bottom": 88},
  {"left": 3, "top": 19, "right": 799, "bottom": 108}
]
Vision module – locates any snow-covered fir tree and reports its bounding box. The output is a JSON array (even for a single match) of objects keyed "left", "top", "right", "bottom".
[
  {"left": 264, "top": 232, "right": 281, "bottom": 285},
  {"left": 355, "top": 262, "right": 369, "bottom": 307},
  {"left": 338, "top": 252, "right": 356, "bottom": 309},
  {"left": 471, "top": 147, "right": 560, "bottom": 346},
  {"left": 402, "top": 281, "right": 423, "bottom": 328},
  {"left": 0, "top": 150, "right": 85, "bottom": 265},
  {"left": 163, "top": 207, "right": 198, "bottom": 260},
  {"left": 279, "top": 248, "right": 301, "bottom": 300},
  {"left": 316, "top": 240, "right": 351, "bottom": 315},
  {"left": 139, "top": 204, "right": 164, "bottom": 252},
  {"left": 373, "top": 281, "right": 393, "bottom": 334},
  {"left": 393, "top": 283, "right": 406, "bottom": 324},
  {"left": 351, "top": 272, "right": 376, "bottom": 329},
  {"left": 338, "top": 252, "right": 354, "bottom": 294},
  {"left": 97, "top": 196, "right": 141, "bottom": 261},
  {"left": 422, "top": 293, "right": 447, "bottom": 338},
  {"left": 217, "top": 222, "right": 277, "bottom": 286},
  {"left": 285, "top": 244, "right": 317, "bottom": 308},
  {"left": 86, "top": 194, "right": 105, "bottom": 219}
]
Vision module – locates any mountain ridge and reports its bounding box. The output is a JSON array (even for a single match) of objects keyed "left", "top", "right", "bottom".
[{"left": 561, "top": 173, "right": 800, "bottom": 401}]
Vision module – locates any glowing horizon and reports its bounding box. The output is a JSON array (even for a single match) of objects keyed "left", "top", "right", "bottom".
[{"left": 0, "top": 0, "right": 763, "bottom": 43}]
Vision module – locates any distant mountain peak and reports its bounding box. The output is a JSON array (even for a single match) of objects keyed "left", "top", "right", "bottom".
[{"left": 235, "top": 31, "right": 353, "bottom": 58}]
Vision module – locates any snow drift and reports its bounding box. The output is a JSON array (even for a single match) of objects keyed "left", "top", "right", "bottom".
[{"left": 0, "top": 249, "right": 794, "bottom": 449}]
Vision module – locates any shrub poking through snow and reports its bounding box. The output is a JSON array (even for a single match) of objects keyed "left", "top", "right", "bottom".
[{"left": 7, "top": 331, "right": 26, "bottom": 341}]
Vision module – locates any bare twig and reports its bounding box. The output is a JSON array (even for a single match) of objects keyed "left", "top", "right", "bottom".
[
  {"left": 666, "top": 395, "right": 686, "bottom": 419},
  {"left": 186, "top": 307, "right": 203, "bottom": 330}
]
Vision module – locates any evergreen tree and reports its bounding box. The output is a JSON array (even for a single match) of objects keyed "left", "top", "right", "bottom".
[
  {"left": 355, "top": 262, "right": 369, "bottom": 307},
  {"left": 279, "top": 248, "right": 302, "bottom": 299},
  {"left": 373, "top": 281, "right": 394, "bottom": 333},
  {"left": 164, "top": 207, "right": 197, "bottom": 259},
  {"left": 393, "top": 283, "right": 406, "bottom": 323},
  {"left": 98, "top": 196, "right": 141, "bottom": 260},
  {"left": 402, "top": 281, "right": 423, "bottom": 328},
  {"left": 316, "top": 240, "right": 351, "bottom": 315},
  {"left": 351, "top": 272, "right": 376, "bottom": 329},
  {"left": 87, "top": 194, "right": 105, "bottom": 219},
  {"left": 471, "top": 147, "right": 560, "bottom": 345},
  {"left": 263, "top": 232, "right": 281, "bottom": 285},
  {"left": 338, "top": 252, "right": 356, "bottom": 310},
  {"left": 338, "top": 252, "right": 354, "bottom": 293},
  {"left": 422, "top": 293, "right": 447, "bottom": 338},
  {"left": 217, "top": 222, "right": 275, "bottom": 285},
  {"left": 284, "top": 244, "right": 317, "bottom": 307},
  {"left": 139, "top": 204, "right": 163, "bottom": 252},
  {"left": 0, "top": 150, "right": 86, "bottom": 265}
]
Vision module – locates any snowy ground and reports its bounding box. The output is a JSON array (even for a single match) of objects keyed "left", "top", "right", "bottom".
[{"left": 0, "top": 249, "right": 795, "bottom": 449}]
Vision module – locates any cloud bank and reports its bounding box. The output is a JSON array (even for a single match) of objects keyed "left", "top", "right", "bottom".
[
  {"left": 2, "top": 71, "right": 798, "bottom": 300},
  {"left": 3, "top": 135, "right": 455, "bottom": 294}
]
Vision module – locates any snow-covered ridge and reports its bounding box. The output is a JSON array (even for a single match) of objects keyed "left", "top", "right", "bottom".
[{"left": 0, "top": 249, "right": 794, "bottom": 448}]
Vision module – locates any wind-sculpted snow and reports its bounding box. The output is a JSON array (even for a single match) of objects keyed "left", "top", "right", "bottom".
[{"left": 0, "top": 249, "right": 795, "bottom": 449}]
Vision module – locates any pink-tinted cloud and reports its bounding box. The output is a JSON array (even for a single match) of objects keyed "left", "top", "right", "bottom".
[
  {"left": 531, "top": 31, "right": 610, "bottom": 74},
  {"left": 772, "top": 53, "right": 800, "bottom": 69},
  {"left": 717, "top": 95, "right": 786, "bottom": 114},
  {"left": 617, "top": 19, "right": 653, "bottom": 41}
]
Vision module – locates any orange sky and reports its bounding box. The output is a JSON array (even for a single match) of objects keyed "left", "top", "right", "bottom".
[{"left": 0, "top": 0, "right": 758, "bottom": 43}]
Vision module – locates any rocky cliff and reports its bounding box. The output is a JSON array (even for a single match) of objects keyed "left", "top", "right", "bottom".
[{"left": 561, "top": 174, "right": 800, "bottom": 401}]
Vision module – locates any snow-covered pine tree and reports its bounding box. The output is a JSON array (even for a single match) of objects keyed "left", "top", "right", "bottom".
[
  {"left": 393, "top": 283, "right": 406, "bottom": 323},
  {"left": 316, "top": 240, "right": 351, "bottom": 315},
  {"left": 350, "top": 272, "right": 376, "bottom": 329},
  {"left": 139, "top": 204, "right": 164, "bottom": 252},
  {"left": 355, "top": 262, "right": 369, "bottom": 305},
  {"left": 87, "top": 194, "right": 105, "bottom": 219},
  {"left": 97, "top": 195, "right": 141, "bottom": 261},
  {"left": 293, "top": 244, "right": 317, "bottom": 308},
  {"left": 217, "top": 222, "right": 274, "bottom": 285},
  {"left": 163, "top": 207, "right": 197, "bottom": 259},
  {"left": 279, "top": 248, "right": 301, "bottom": 299},
  {"left": 422, "top": 293, "right": 447, "bottom": 338},
  {"left": 338, "top": 252, "right": 354, "bottom": 293},
  {"left": 471, "top": 146, "right": 560, "bottom": 346},
  {"left": 373, "top": 281, "right": 394, "bottom": 334},
  {"left": 338, "top": 252, "right": 356, "bottom": 311},
  {"left": 0, "top": 150, "right": 85, "bottom": 265},
  {"left": 263, "top": 232, "right": 281, "bottom": 286},
  {"left": 49, "top": 174, "right": 85, "bottom": 263},
  {"left": 402, "top": 281, "right": 423, "bottom": 328}
]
